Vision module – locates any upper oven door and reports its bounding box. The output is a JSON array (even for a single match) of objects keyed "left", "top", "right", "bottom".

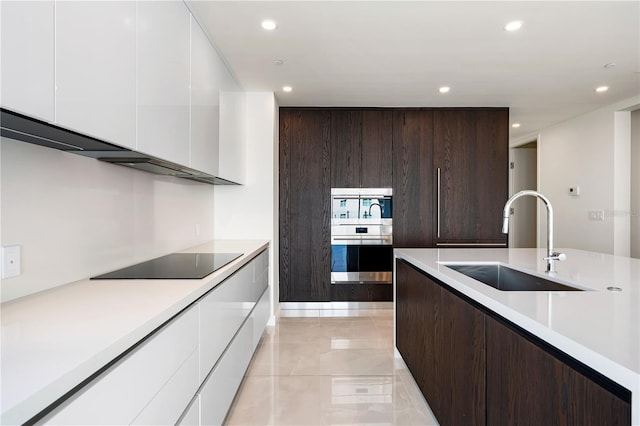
[{"left": 331, "top": 188, "right": 392, "bottom": 226}]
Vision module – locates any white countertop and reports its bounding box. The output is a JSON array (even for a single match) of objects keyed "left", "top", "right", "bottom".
[
  {"left": 0, "top": 240, "right": 269, "bottom": 425},
  {"left": 394, "top": 247, "right": 640, "bottom": 425}
]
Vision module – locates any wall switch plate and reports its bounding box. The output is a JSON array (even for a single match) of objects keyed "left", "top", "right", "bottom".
[
  {"left": 1, "top": 245, "right": 21, "bottom": 279},
  {"left": 588, "top": 210, "right": 605, "bottom": 221},
  {"left": 569, "top": 186, "right": 580, "bottom": 196}
]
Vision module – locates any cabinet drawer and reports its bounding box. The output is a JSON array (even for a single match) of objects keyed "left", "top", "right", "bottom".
[
  {"left": 253, "top": 249, "right": 269, "bottom": 299},
  {"left": 41, "top": 306, "right": 198, "bottom": 425},
  {"left": 131, "top": 346, "right": 199, "bottom": 425},
  {"left": 252, "top": 288, "right": 270, "bottom": 350},
  {"left": 199, "top": 261, "right": 254, "bottom": 380},
  {"left": 200, "top": 315, "right": 253, "bottom": 426},
  {"left": 178, "top": 394, "right": 200, "bottom": 426}
]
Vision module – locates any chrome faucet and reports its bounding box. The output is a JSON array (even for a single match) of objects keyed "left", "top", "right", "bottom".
[
  {"left": 502, "top": 190, "right": 566, "bottom": 273},
  {"left": 368, "top": 202, "right": 382, "bottom": 217}
]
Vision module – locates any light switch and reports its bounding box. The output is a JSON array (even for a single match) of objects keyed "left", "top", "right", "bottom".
[
  {"left": 588, "top": 210, "right": 605, "bottom": 221},
  {"left": 1, "top": 245, "right": 21, "bottom": 279}
]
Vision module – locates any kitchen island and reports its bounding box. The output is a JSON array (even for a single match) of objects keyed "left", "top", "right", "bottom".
[
  {"left": 394, "top": 247, "right": 639, "bottom": 425},
  {"left": 0, "top": 240, "right": 269, "bottom": 425}
]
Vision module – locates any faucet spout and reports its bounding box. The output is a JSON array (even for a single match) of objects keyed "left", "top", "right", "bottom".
[{"left": 502, "top": 190, "right": 565, "bottom": 273}]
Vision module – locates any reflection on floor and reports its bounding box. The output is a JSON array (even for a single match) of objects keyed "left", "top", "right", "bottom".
[{"left": 224, "top": 303, "right": 439, "bottom": 425}]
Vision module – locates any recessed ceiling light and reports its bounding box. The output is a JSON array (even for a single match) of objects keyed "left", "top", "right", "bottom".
[
  {"left": 282, "top": 86, "right": 293, "bottom": 92},
  {"left": 273, "top": 59, "right": 284, "bottom": 66},
  {"left": 261, "top": 20, "right": 277, "bottom": 30},
  {"left": 504, "top": 21, "right": 523, "bottom": 31},
  {"left": 603, "top": 63, "right": 617, "bottom": 69},
  {"left": 512, "top": 123, "right": 521, "bottom": 128},
  {"left": 595, "top": 86, "right": 609, "bottom": 93},
  {"left": 439, "top": 86, "right": 450, "bottom": 94}
]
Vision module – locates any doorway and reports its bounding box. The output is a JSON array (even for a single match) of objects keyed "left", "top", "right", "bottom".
[{"left": 509, "top": 141, "right": 538, "bottom": 248}]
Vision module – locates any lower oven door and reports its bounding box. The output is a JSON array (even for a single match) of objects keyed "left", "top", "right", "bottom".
[{"left": 330, "top": 244, "right": 393, "bottom": 284}]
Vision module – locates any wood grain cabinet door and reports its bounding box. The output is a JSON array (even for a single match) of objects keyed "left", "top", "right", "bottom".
[
  {"left": 395, "top": 260, "right": 441, "bottom": 410},
  {"left": 392, "top": 110, "right": 435, "bottom": 247},
  {"left": 438, "top": 287, "right": 486, "bottom": 425},
  {"left": 433, "top": 109, "right": 508, "bottom": 246},
  {"left": 330, "top": 110, "right": 362, "bottom": 188},
  {"left": 361, "top": 110, "right": 393, "bottom": 188},
  {"left": 486, "top": 316, "right": 631, "bottom": 426},
  {"left": 279, "top": 109, "right": 331, "bottom": 301}
]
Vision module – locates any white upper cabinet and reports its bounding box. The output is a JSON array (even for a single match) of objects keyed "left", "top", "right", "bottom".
[
  {"left": 55, "top": 1, "right": 136, "bottom": 148},
  {"left": 190, "top": 17, "right": 221, "bottom": 176},
  {"left": 218, "top": 76, "right": 247, "bottom": 184},
  {"left": 0, "top": 1, "right": 54, "bottom": 122},
  {"left": 136, "top": 0, "right": 190, "bottom": 165}
]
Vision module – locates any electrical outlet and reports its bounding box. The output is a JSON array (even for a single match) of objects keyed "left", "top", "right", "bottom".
[
  {"left": 1, "top": 245, "right": 21, "bottom": 279},
  {"left": 588, "top": 210, "right": 605, "bottom": 221}
]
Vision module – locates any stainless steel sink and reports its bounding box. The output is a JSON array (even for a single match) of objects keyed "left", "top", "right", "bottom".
[{"left": 443, "top": 263, "right": 583, "bottom": 291}]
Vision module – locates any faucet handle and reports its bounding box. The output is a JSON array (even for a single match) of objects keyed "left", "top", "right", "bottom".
[{"left": 544, "top": 252, "right": 567, "bottom": 262}]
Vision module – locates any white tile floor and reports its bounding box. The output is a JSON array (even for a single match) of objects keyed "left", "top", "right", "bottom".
[{"left": 224, "top": 305, "right": 439, "bottom": 425}]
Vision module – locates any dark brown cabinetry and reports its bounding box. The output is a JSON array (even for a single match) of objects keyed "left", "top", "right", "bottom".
[
  {"left": 330, "top": 109, "right": 393, "bottom": 188},
  {"left": 279, "top": 107, "right": 508, "bottom": 302},
  {"left": 361, "top": 110, "right": 393, "bottom": 188},
  {"left": 330, "top": 110, "right": 362, "bottom": 188},
  {"left": 395, "top": 259, "right": 485, "bottom": 424},
  {"left": 279, "top": 109, "right": 331, "bottom": 301},
  {"left": 391, "top": 108, "right": 508, "bottom": 248},
  {"left": 486, "top": 317, "right": 631, "bottom": 426},
  {"left": 433, "top": 109, "right": 509, "bottom": 246},
  {"left": 395, "top": 259, "right": 632, "bottom": 426},
  {"left": 392, "top": 110, "right": 435, "bottom": 247},
  {"left": 395, "top": 258, "right": 440, "bottom": 407}
]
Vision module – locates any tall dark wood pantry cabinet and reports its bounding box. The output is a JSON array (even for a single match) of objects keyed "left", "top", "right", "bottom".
[{"left": 279, "top": 109, "right": 331, "bottom": 301}]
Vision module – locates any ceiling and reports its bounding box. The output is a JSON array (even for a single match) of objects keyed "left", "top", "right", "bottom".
[{"left": 187, "top": 1, "right": 640, "bottom": 140}]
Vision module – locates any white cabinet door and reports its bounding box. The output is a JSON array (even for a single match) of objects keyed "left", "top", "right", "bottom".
[
  {"left": 41, "top": 307, "right": 199, "bottom": 425},
  {"left": 55, "top": 1, "right": 136, "bottom": 148},
  {"left": 0, "top": 0, "right": 54, "bottom": 122},
  {"left": 137, "top": 0, "right": 190, "bottom": 164},
  {"left": 178, "top": 395, "right": 200, "bottom": 426},
  {"left": 190, "top": 16, "right": 222, "bottom": 176},
  {"left": 199, "top": 263, "right": 254, "bottom": 380},
  {"left": 200, "top": 316, "right": 253, "bottom": 426},
  {"left": 218, "top": 72, "right": 246, "bottom": 184},
  {"left": 132, "top": 347, "right": 200, "bottom": 425}
]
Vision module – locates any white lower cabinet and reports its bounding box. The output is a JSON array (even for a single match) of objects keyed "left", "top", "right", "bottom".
[
  {"left": 200, "top": 315, "right": 253, "bottom": 426},
  {"left": 252, "top": 288, "right": 271, "bottom": 350},
  {"left": 199, "top": 262, "right": 254, "bottom": 380},
  {"left": 41, "top": 306, "right": 199, "bottom": 425},
  {"left": 179, "top": 395, "right": 200, "bottom": 426},
  {"left": 38, "top": 248, "right": 269, "bottom": 425},
  {"left": 131, "top": 346, "right": 200, "bottom": 425}
]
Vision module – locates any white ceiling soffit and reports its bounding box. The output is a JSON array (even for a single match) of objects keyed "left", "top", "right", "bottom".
[{"left": 187, "top": 1, "right": 640, "bottom": 139}]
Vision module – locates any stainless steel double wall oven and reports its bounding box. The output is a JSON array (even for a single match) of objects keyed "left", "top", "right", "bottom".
[{"left": 330, "top": 188, "right": 393, "bottom": 285}]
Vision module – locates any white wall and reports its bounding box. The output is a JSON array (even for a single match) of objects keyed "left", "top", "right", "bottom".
[
  {"left": 632, "top": 109, "right": 640, "bottom": 258},
  {"left": 213, "top": 92, "right": 279, "bottom": 319},
  {"left": 537, "top": 97, "right": 638, "bottom": 255},
  {"left": 0, "top": 137, "right": 215, "bottom": 302}
]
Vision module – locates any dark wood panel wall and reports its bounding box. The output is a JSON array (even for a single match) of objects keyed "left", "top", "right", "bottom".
[{"left": 279, "top": 107, "right": 509, "bottom": 302}]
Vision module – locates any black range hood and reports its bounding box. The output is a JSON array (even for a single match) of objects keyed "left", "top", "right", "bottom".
[{"left": 0, "top": 108, "right": 238, "bottom": 185}]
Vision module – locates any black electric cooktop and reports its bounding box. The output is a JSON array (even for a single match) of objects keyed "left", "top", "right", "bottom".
[{"left": 91, "top": 252, "right": 243, "bottom": 280}]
